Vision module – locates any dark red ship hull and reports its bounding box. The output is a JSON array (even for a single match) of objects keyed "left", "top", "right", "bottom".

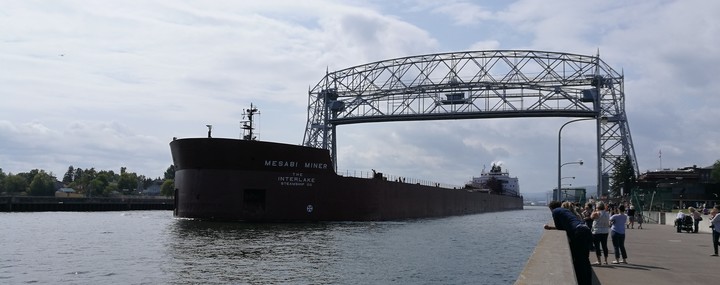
[{"left": 170, "top": 138, "right": 523, "bottom": 221}]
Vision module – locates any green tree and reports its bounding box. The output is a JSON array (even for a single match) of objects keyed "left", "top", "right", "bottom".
[
  {"left": 97, "top": 170, "right": 112, "bottom": 179},
  {"left": 160, "top": 179, "right": 174, "bottom": 197},
  {"left": 91, "top": 172, "right": 111, "bottom": 196},
  {"left": 117, "top": 169, "right": 138, "bottom": 194},
  {"left": 4, "top": 174, "right": 28, "bottom": 193},
  {"left": 72, "top": 168, "right": 96, "bottom": 196},
  {"left": 164, "top": 165, "right": 176, "bottom": 180},
  {"left": 0, "top": 168, "right": 6, "bottom": 193},
  {"left": 610, "top": 155, "right": 636, "bottom": 198},
  {"left": 73, "top": 168, "right": 85, "bottom": 186},
  {"left": 710, "top": 160, "right": 720, "bottom": 183},
  {"left": 137, "top": 175, "right": 154, "bottom": 190},
  {"left": 89, "top": 179, "right": 108, "bottom": 196},
  {"left": 16, "top": 169, "right": 40, "bottom": 186},
  {"left": 104, "top": 183, "right": 119, "bottom": 196},
  {"left": 28, "top": 171, "right": 56, "bottom": 196},
  {"left": 62, "top": 166, "right": 75, "bottom": 184}
]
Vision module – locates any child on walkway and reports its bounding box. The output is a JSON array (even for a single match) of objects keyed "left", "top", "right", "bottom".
[{"left": 636, "top": 212, "right": 643, "bottom": 229}]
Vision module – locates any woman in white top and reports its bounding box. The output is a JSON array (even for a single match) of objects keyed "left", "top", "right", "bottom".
[
  {"left": 590, "top": 201, "right": 610, "bottom": 265},
  {"left": 610, "top": 205, "right": 629, "bottom": 264},
  {"left": 710, "top": 205, "right": 720, "bottom": 256}
]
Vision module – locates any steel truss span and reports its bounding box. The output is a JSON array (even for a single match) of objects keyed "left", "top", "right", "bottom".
[{"left": 303, "top": 50, "right": 638, "bottom": 190}]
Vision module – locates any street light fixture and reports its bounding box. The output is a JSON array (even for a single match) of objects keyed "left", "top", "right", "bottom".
[
  {"left": 562, "top": 160, "right": 584, "bottom": 168},
  {"left": 557, "top": 118, "right": 593, "bottom": 201}
]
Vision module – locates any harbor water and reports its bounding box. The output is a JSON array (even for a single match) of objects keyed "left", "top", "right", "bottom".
[{"left": 1, "top": 206, "right": 548, "bottom": 284}]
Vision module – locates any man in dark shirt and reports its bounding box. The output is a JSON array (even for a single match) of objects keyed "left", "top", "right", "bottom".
[{"left": 544, "top": 201, "right": 592, "bottom": 285}]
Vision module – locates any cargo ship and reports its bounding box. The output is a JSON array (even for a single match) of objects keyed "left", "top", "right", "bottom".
[
  {"left": 467, "top": 163, "right": 520, "bottom": 196},
  {"left": 170, "top": 107, "right": 523, "bottom": 222}
]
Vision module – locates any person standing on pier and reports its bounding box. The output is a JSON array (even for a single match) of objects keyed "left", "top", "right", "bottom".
[
  {"left": 688, "top": 207, "right": 702, "bottom": 233},
  {"left": 609, "top": 205, "right": 629, "bottom": 264},
  {"left": 710, "top": 205, "right": 720, "bottom": 256},
  {"left": 544, "top": 201, "right": 592, "bottom": 285},
  {"left": 582, "top": 203, "right": 595, "bottom": 251},
  {"left": 591, "top": 201, "right": 610, "bottom": 265},
  {"left": 627, "top": 205, "right": 636, "bottom": 229},
  {"left": 582, "top": 203, "right": 594, "bottom": 229}
]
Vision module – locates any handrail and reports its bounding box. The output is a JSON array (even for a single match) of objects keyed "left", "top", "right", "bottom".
[{"left": 336, "top": 169, "right": 463, "bottom": 189}]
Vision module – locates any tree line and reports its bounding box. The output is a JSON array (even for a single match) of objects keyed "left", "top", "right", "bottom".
[{"left": 0, "top": 165, "right": 176, "bottom": 197}]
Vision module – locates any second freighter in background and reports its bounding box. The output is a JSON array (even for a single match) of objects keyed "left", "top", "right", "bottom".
[{"left": 466, "top": 163, "right": 520, "bottom": 196}]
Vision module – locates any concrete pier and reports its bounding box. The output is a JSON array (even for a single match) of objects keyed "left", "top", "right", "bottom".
[
  {"left": 515, "top": 228, "right": 577, "bottom": 284},
  {"left": 590, "top": 222, "right": 716, "bottom": 284},
  {"left": 517, "top": 218, "right": 717, "bottom": 284}
]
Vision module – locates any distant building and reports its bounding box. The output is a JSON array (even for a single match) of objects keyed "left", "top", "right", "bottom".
[
  {"left": 636, "top": 165, "right": 719, "bottom": 210},
  {"left": 141, "top": 180, "right": 163, "bottom": 196},
  {"left": 638, "top": 166, "right": 701, "bottom": 183},
  {"left": 552, "top": 187, "right": 587, "bottom": 204},
  {"left": 55, "top": 187, "right": 83, "bottom": 198}
]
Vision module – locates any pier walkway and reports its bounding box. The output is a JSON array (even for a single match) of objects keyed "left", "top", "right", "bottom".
[
  {"left": 517, "top": 221, "right": 717, "bottom": 285},
  {"left": 589, "top": 223, "right": 716, "bottom": 284}
]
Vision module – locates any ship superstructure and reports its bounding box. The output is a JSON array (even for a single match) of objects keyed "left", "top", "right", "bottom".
[{"left": 468, "top": 163, "right": 520, "bottom": 196}]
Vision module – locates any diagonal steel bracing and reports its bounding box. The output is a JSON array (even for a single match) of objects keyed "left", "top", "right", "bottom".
[{"left": 302, "top": 50, "right": 638, "bottom": 193}]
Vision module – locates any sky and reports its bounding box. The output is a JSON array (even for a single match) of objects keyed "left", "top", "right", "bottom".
[{"left": 2, "top": 0, "right": 719, "bottom": 195}]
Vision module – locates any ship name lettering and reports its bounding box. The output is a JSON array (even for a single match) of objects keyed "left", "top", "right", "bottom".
[
  {"left": 265, "top": 160, "right": 298, "bottom": 167},
  {"left": 304, "top": 162, "right": 328, "bottom": 169},
  {"left": 277, "top": 176, "right": 316, "bottom": 183}
]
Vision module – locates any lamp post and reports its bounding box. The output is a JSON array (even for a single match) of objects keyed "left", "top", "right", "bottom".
[
  {"left": 557, "top": 118, "right": 593, "bottom": 201},
  {"left": 557, "top": 160, "right": 583, "bottom": 201}
]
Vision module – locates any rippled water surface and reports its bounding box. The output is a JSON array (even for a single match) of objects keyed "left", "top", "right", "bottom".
[{"left": 0, "top": 206, "right": 548, "bottom": 284}]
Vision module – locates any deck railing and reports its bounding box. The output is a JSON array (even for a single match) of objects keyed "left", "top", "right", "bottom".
[{"left": 336, "top": 169, "right": 463, "bottom": 189}]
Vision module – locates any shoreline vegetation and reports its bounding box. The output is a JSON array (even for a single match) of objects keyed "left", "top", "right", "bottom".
[{"left": 0, "top": 165, "right": 176, "bottom": 198}]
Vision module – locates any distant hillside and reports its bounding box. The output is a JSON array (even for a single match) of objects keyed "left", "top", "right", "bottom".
[{"left": 522, "top": 185, "right": 598, "bottom": 202}]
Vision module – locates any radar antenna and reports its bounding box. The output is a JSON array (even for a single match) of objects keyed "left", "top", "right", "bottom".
[{"left": 241, "top": 103, "right": 259, "bottom": 140}]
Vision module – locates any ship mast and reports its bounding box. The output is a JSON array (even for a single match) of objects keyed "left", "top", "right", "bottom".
[{"left": 241, "top": 103, "right": 259, "bottom": 140}]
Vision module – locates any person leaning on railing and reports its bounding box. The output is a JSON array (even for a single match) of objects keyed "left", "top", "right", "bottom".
[{"left": 544, "top": 200, "right": 592, "bottom": 285}]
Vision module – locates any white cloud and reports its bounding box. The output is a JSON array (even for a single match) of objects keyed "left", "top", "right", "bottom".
[
  {"left": 430, "top": 1, "right": 493, "bottom": 26},
  {"left": 1, "top": 0, "right": 718, "bottom": 195},
  {"left": 468, "top": 40, "right": 501, "bottom": 50}
]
